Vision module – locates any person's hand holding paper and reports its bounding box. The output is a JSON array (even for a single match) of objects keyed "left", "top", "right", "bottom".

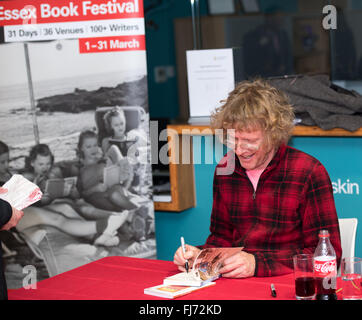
[
  {"left": 0, "top": 187, "right": 24, "bottom": 231},
  {"left": 0, "top": 175, "right": 42, "bottom": 210}
]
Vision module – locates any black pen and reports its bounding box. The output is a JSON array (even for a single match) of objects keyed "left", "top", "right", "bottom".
[
  {"left": 270, "top": 283, "right": 277, "bottom": 298},
  {"left": 180, "top": 236, "right": 189, "bottom": 273}
]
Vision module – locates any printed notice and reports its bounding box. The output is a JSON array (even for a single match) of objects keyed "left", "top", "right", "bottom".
[{"left": 186, "top": 48, "right": 235, "bottom": 119}]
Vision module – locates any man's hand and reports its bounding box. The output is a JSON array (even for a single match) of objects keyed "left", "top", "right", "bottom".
[
  {"left": 1, "top": 206, "right": 24, "bottom": 231},
  {"left": 173, "top": 244, "right": 200, "bottom": 272},
  {"left": 218, "top": 251, "right": 256, "bottom": 278}
]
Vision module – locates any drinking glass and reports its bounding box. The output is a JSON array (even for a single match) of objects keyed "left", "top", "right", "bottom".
[
  {"left": 293, "top": 254, "right": 316, "bottom": 300},
  {"left": 341, "top": 257, "right": 362, "bottom": 300}
]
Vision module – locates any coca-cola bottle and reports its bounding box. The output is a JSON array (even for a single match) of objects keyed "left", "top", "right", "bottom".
[{"left": 313, "top": 230, "right": 338, "bottom": 300}]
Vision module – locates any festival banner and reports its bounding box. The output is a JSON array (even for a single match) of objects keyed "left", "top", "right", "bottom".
[{"left": 0, "top": 0, "right": 156, "bottom": 288}]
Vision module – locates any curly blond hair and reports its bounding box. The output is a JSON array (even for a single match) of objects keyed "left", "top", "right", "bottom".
[{"left": 210, "top": 79, "right": 295, "bottom": 148}]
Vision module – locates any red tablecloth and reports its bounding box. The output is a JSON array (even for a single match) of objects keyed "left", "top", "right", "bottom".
[{"left": 11, "top": 256, "right": 335, "bottom": 300}]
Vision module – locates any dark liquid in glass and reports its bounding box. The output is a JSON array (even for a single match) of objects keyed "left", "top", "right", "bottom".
[{"left": 295, "top": 277, "right": 315, "bottom": 297}]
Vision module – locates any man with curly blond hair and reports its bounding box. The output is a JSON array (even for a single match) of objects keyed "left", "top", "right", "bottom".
[{"left": 174, "top": 79, "right": 341, "bottom": 277}]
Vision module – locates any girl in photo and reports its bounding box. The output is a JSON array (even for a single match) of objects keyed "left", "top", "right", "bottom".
[
  {"left": 77, "top": 130, "right": 136, "bottom": 212},
  {"left": 101, "top": 107, "right": 148, "bottom": 193},
  {"left": 23, "top": 144, "right": 59, "bottom": 206},
  {"left": 101, "top": 107, "right": 128, "bottom": 156},
  {"left": 78, "top": 130, "right": 151, "bottom": 241}
]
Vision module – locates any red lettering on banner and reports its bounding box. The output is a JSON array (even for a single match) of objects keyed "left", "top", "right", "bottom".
[
  {"left": 0, "top": 0, "right": 143, "bottom": 26},
  {"left": 79, "top": 35, "right": 145, "bottom": 53}
]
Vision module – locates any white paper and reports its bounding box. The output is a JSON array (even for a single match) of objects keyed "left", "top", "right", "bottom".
[
  {"left": 0, "top": 174, "right": 43, "bottom": 210},
  {"left": 186, "top": 48, "right": 235, "bottom": 118}
]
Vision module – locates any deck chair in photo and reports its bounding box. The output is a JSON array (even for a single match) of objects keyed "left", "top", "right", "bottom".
[
  {"left": 1, "top": 242, "right": 17, "bottom": 258},
  {"left": 94, "top": 106, "right": 146, "bottom": 147}
]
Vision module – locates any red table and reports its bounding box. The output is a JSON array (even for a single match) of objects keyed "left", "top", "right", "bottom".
[{"left": 8, "top": 256, "right": 300, "bottom": 300}]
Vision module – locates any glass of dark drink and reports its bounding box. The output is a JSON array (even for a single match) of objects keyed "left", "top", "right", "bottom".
[{"left": 293, "top": 254, "right": 315, "bottom": 300}]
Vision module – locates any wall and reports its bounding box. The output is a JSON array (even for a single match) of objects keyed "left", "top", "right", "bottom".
[{"left": 155, "top": 135, "right": 362, "bottom": 261}]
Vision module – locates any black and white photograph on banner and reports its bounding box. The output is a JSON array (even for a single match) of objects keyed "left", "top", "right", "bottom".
[{"left": 0, "top": 38, "right": 156, "bottom": 288}]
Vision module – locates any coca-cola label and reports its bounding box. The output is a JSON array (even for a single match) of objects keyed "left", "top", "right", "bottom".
[{"left": 314, "top": 259, "right": 337, "bottom": 277}]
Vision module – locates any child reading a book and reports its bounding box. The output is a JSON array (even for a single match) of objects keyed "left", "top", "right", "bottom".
[
  {"left": 23, "top": 144, "right": 60, "bottom": 206},
  {"left": 19, "top": 143, "right": 126, "bottom": 247},
  {"left": 23, "top": 144, "right": 123, "bottom": 217},
  {"left": 101, "top": 106, "right": 149, "bottom": 193},
  {"left": 77, "top": 130, "right": 137, "bottom": 211},
  {"left": 78, "top": 130, "right": 152, "bottom": 241}
]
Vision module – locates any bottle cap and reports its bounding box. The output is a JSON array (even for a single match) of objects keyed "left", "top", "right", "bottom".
[{"left": 318, "top": 229, "right": 329, "bottom": 238}]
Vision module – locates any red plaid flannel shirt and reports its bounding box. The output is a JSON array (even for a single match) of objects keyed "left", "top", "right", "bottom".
[{"left": 201, "top": 144, "right": 342, "bottom": 277}]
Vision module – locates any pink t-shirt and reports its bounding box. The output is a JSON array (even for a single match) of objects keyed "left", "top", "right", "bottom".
[
  {"left": 246, "top": 168, "right": 264, "bottom": 191},
  {"left": 244, "top": 149, "right": 276, "bottom": 191}
]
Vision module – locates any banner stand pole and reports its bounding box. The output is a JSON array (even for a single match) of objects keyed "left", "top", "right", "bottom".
[{"left": 24, "top": 42, "right": 40, "bottom": 145}]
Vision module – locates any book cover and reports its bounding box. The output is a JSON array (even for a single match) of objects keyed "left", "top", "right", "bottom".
[
  {"left": 144, "top": 282, "right": 215, "bottom": 299},
  {"left": 45, "top": 176, "right": 77, "bottom": 198},
  {"left": 103, "top": 164, "right": 121, "bottom": 188}
]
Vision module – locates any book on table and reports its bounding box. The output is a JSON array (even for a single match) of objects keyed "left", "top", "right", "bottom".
[
  {"left": 163, "top": 270, "right": 220, "bottom": 287},
  {"left": 163, "top": 247, "right": 241, "bottom": 286},
  {"left": 144, "top": 247, "right": 243, "bottom": 298},
  {"left": 144, "top": 282, "right": 215, "bottom": 299}
]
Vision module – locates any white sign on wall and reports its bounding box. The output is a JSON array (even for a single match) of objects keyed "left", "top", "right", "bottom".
[{"left": 186, "top": 48, "right": 237, "bottom": 123}]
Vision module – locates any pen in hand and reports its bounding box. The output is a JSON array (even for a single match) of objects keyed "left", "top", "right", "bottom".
[{"left": 180, "top": 236, "right": 189, "bottom": 273}]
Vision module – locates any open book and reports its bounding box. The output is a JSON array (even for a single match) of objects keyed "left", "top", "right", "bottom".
[
  {"left": 163, "top": 270, "right": 219, "bottom": 287},
  {"left": 103, "top": 164, "right": 121, "bottom": 188},
  {"left": 144, "top": 282, "right": 215, "bottom": 299},
  {"left": 163, "top": 247, "right": 242, "bottom": 287},
  {"left": 144, "top": 248, "right": 242, "bottom": 298},
  {"left": 45, "top": 177, "right": 77, "bottom": 198},
  {"left": 103, "top": 159, "right": 132, "bottom": 188},
  {"left": 0, "top": 174, "right": 42, "bottom": 210}
]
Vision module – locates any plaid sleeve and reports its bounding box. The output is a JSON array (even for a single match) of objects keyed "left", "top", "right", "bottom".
[
  {"left": 201, "top": 171, "right": 235, "bottom": 248},
  {"left": 252, "top": 162, "right": 342, "bottom": 277}
]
